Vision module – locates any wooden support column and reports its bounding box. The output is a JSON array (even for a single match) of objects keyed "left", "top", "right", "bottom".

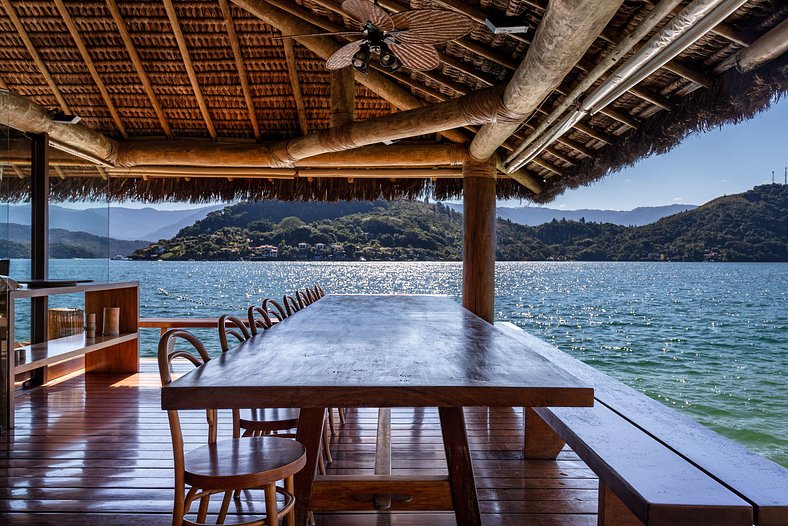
[
  {"left": 29, "top": 133, "right": 49, "bottom": 386},
  {"left": 462, "top": 159, "right": 496, "bottom": 324}
]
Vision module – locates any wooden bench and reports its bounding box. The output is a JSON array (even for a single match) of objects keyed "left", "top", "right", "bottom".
[{"left": 498, "top": 322, "right": 788, "bottom": 526}]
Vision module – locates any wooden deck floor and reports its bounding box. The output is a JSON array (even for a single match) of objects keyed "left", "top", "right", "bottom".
[{"left": 0, "top": 360, "right": 598, "bottom": 525}]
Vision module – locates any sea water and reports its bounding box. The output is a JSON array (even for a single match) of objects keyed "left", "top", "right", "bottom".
[{"left": 10, "top": 259, "right": 788, "bottom": 467}]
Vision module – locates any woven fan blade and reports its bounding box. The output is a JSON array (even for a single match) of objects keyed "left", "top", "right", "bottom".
[
  {"left": 389, "top": 42, "right": 440, "bottom": 71},
  {"left": 391, "top": 10, "right": 475, "bottom": 44},
  {"left": 342, "top": 0, "right": 395, "bottom": 31},
  {"left": 326, "top": 40, "right": 363, "bottom": 69}
]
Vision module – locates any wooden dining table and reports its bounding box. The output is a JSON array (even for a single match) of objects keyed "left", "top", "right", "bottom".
[{"left": 160, "top": 294, "right": 594, "bottom": 525}]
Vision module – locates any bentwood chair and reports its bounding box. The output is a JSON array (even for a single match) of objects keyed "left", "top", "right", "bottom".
[
  {"left": 241, "top": 304, "right": 335, "bottom": 471},
  {"left": 283, "top": 295, "right": 302, "bottom": 316},
  {"left": 262, "top": 298, "right": 288, "bottom": 322},
  {"left": 218, "top": 314, "right": 300, "bottom": 440},
  {"left": 158, "top": 329, "right": 306, "bottom": 526},
  {"left": 296, "top": 290, "right": 312, "bottom": 309}
]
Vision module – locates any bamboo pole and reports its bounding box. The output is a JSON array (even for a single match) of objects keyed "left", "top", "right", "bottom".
[
  {"left": 469, "top": 0, "right": 623, "bottom": 161},
  {"left": 462, "top": 159, "right": 496, "bottom": 324},
  {"left": 0, "top": 92, "right": 119, "bottom": 163},
  {"left": 714, "top": 18, "right": 788, "bottom": 74}
]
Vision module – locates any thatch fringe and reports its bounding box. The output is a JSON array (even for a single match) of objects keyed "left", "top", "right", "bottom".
[
  {"left": 0, "top": 172, "right": 541, "bottom": 204},
  {"left": 537, "top": 55, "right": 788, "bottom": 203}
]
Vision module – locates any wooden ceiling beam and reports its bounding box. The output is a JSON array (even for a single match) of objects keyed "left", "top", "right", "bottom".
[
  {"left": 1, "top": 90, "right": 119, "bottom": 163},
  {"left": 105, "top": 0, "right": 173, "bottom": 139},
  {"left": 711, "top": 21, "right": 754, "bottom": 47},
  {"left": 162, "top": 0, "right": 216, "bottom": 140},
  {"left": 0, "top": 75, "right": 8, "bottom": 90},
  {"left": 218, "top": 0, "right": 260, "bottom": 139},
  {"left": 283, "top": 40, "right": 309, "bottom": 136},
  {"left": 53, "top": 0, "right": 128, "bottom": 139},
  {"left": 469, "top": 0, "right": 624, "bottom": 161},
  {"left": 0, "top": 0, "right": 70, "bottom": 113}
]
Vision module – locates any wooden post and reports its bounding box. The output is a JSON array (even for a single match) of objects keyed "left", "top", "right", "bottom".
[{"left": 462, "top": 159, "right": 496, "bottom": 324}]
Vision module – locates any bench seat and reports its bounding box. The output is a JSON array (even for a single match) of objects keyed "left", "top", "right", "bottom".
[{"left": 498, "top": 322, "right": 788, "bottom": 526}]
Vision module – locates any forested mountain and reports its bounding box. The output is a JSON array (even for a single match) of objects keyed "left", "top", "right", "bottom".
[
  {"left": 0, "top": 224, "right": 149, "bottom": 258},
  {"left": 133, "top": 185, "right": 788, "bottom": 262}
]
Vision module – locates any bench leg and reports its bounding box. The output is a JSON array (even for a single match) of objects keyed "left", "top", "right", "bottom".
[
  {"left": 598, "top": 482, "right": 644, "bottom": 526},
  {"left": 523, "top": 407, "right": 565, "bottom": 459}
]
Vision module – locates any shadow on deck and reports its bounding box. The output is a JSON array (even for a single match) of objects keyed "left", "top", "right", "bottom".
[{"left": 0, "top": 360, "right": 598, "bottom": 525}]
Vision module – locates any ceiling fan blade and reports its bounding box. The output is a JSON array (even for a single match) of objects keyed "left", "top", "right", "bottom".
[
  {"left": 389, "top": 42, "right": 440, "bottom": 71},
  {"left": 342, "top": 0, "right": 395, "bottom": 31},
  {"left": 326, "top": 40, "right": 364, "bottom": 70},
  {"left": 273, "top": 31, "right": 366, "bottom": 40},
  {"left": 391, "top": 10, "right": 475, "bottom": 44}
]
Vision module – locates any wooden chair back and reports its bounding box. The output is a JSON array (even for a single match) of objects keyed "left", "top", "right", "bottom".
[
  {"left": 263, "top": 298, "right": 288, "bottom": 322},
  {"left": 247, "top": 305, "right": 273, "bottom": 336},
  {"left": 314, "top": 283, "right": 325, "bottom": 298},
  {"left": 296, "top": 290, "right": 311, "bottom": 308},
  {"left": 283, "top": 295, "right": 301, "bottom": 316},
  {"left": 157, "top": 329, "right": 217, "bottom": 520},
  {"left": 304, "top": 287, "right": 319, "bottom": 303},
  {"left": 218, "top": 314, "right": 251, "bottom": 352}
]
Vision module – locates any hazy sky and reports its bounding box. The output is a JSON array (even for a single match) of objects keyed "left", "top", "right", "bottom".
[{"left": 74, "top": 95, "right": 787, "bottom": 212}]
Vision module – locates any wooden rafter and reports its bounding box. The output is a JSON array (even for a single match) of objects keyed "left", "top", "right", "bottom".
[
  {"left": 105, "top": 0, "right": 173, "bottom": 139},
  {"left": 0, "top": 75, "right": 8, "bottom": 90},
  {"left": 218, "top": 0, "right": 260, "bottom": 139},
  {"left": 53, "top": 165, "right": 67, "bottom": 180},
  {"left": 53, "top": 0, "right": 128, "bottom": 139},
  {"left": 0, "top": 0, "right": 69, "bottom": 113},
  {"left": 162, "top": 0, "right": 217, "bottom": 140},
  {"left": 283, "top": 40, "right": 308, "bottom": 136}
]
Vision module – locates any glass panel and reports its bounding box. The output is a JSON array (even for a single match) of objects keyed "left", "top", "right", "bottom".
[{"left": 49, "top": 155, "right": 110, "bottom": 284}]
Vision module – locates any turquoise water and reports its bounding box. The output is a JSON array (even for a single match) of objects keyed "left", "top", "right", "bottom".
[{"left": 10, "top": 259, "right": 788, "bottom": 467}]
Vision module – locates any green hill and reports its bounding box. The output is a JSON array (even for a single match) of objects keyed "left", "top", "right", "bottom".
[{"left": 133, "top": 185, "right": 788, "bottom": 262}]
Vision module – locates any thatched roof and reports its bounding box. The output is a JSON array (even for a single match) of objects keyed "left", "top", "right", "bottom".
[{"left": 0, "top": 0, "right": 786, "bottom": 202}]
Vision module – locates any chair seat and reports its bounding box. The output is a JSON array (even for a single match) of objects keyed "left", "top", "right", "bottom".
[
  {"left": 239, "top": 407, "right": 300, "bottom": 432},
  {"left": 184, "top": 436, "right": 306, "bottom": 490}
]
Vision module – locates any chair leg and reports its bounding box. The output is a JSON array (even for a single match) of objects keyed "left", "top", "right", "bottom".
[
  {"left": 264, "top": 483, "right": 279, "bottom": 525},
  {"left": 196, "top": 493, "right": 210, "bottom": 524},
  {"left": 327, "top": 409, "right": 336, "bottom": 436},
  {"left": 217, "top": 490, "right": 232, "bottom": 524},
  {"left": 285, "top": 476, "right": 296, "bottom": 526},
  {"left": 317, "top": 449, "right": 326, "bottom": 475},
  {"left": 339, "top": 407, "right": 346, "bottom": 425},
  {"left": 322, "top": 420, "right": 333, "bottom": 464}
]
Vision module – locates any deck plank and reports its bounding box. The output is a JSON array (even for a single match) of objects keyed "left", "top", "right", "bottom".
[{"left": 0, "top": 360, "right": 598, "bottom": 525}]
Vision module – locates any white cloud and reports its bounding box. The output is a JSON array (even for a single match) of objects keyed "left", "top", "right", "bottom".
[
  {"left": 557, "top": 203, "right": 567, "bottom": 209},
  {"left": 721, "top": 178, "right": 729, "bottom": 183},
  {"left": 673, "top": 197, "right": 684, "bottom": 202}
]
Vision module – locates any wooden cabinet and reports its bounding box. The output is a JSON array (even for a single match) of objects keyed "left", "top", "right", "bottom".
[{"left": 2, "top": 281, "right": 139, "bottom": 429}]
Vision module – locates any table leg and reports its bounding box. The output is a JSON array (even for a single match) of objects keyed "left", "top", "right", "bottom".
[
  {"left": 295, "top": 407, "right": 325, "bottom": 526},
  {"left": 438, "top": 407, "right": 481, "bottom": 526}
]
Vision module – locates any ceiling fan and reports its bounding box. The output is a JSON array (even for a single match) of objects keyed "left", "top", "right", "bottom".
[{"left": 283, "top": 0, "right": 476, "bottom": 74}]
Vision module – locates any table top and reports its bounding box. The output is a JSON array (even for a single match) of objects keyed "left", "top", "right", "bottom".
[{"left": 161, "top": 295, "right": 593, "bottom": 410}]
